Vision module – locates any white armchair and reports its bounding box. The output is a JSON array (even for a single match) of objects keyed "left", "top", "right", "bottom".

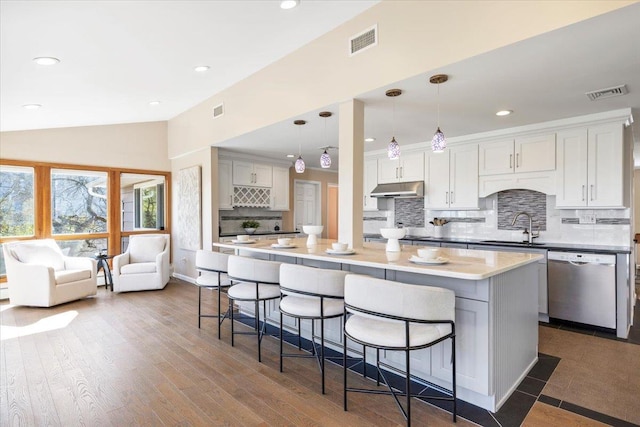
[
  {"left": 2, "top": 239, "right": 98, "bottom": 307},
  {"left": 112, "top": 234, "right": 170, "bottom": 293}
]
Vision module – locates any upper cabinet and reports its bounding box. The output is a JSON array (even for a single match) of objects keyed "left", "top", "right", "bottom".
[
  {"left": 377, "top": 152, "right": 424, "bottom": 184},
  {"left": 270, "top": 166, "right": 290, "bottom": 211},
  {"left": 232, "top": 161, "right": 272, "bottom": 187},
  {"left": 363, "top": 158, "right": 378, "bottom": 211},
  {"left": 478, "top": 134, "right": 555, "bottom": 176},
  {"left": 425, "top": 144, "right": 479, "bottom": 210},
  {"left": 218, "top": 159, "right": 234, "bottom": 210},
  {"left": 556, "top": 123, "right": 623, "bottom": 208}
]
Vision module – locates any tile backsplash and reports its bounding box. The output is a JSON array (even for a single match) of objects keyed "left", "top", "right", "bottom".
[
  {"left": 372, "top": 189, "right": 630, "bottom": 247},
  {"left": 497, "top": 189, "right": 547, "bottom": 231},
  {"left": 220, "top": 207, "right": 283, "bottom": 234}
]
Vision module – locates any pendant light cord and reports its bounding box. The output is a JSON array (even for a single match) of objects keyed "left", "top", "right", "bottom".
[{"left": 437, "top": 83, "right": 441, "bottom": 127}]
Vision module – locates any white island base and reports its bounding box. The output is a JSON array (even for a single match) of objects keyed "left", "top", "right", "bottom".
[{"left": 214, "top": 239, "right": 540, "bottom": 412}]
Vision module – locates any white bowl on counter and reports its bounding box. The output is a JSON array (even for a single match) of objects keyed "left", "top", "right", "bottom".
[
  {"left": 380, "top": 228, "right": 406, "bottom": 252},
  {"left": 302, "top": 225, "right": 324, "bottom": 247}
]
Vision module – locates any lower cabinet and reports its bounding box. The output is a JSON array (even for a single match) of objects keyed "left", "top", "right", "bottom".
[{"left": 431, "top": 297, "right": 489, "bottom": 394}]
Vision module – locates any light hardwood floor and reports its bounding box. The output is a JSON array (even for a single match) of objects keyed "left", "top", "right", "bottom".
[{"left": 1, "top": 279, "right": 638, "bottom": 426}]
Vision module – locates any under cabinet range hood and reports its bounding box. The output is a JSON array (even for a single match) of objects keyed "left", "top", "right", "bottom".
[{"left": 370, "top": 181, "right": 424, "bottom": 198}]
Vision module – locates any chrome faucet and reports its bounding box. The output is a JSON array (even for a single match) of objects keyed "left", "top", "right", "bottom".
[{"left": 511, "top": 212, "right": 539, "bottom": 244}]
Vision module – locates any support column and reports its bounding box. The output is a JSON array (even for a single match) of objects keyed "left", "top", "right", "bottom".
[{"left": 338, "top": 99, "right": 364, "bottom": 249}]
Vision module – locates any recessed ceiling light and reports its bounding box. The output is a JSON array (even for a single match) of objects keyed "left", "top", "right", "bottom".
[
  {"left": 194, "top": 65, "right": 210, "bottom": 72},
  {"left": 280, "top": 0, "right": 299, "bottom": 10},
  {"left": 33, "top": 57, "right": 60, "bottom": 65},
  {"left": 364, "top": 137, "right": 376, "bottom": 142},
  {"left": 286, "top": 154, "right": 295, "bottom": 158},
  {"left": 149, "top": 101, "right": 161, "bottom": 106},
  {"left": 496, "top": 110, "right": 513, "bottom": 116},
  {"left": 22, "top": 104, "right": 42, "bottom": 110}
]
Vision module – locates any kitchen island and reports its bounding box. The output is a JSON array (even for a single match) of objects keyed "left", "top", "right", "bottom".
[{"left": 213, "top": 238, "right": 542, "bottom": 412}]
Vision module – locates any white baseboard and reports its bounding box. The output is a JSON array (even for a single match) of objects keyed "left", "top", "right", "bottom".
[{"left": 173, "top": 273, "right": 196, "bottom": 284}]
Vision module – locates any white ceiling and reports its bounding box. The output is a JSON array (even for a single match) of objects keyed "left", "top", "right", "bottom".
[
  {"left": 0, "top": 0, "right": 378, "bottom": 131},
  {"left": 2, "top": 2, "right": 639, "bottom": 171}
]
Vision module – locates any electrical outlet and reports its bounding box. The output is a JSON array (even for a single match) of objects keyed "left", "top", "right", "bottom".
[{"left": 579, "top": 213, "right": 596, "bottom": 224}]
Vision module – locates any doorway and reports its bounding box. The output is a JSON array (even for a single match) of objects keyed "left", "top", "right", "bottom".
[
  {"left": 294, "top": 180, "right": 321, "bottom": 233},
  {"left": 327, "top": 184, "right": 339, "bottom": 240}
]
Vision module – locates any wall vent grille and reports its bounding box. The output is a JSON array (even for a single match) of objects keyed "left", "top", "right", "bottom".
[
  {"left": 213, "top": 103, "right": 224, "bottom": 118},
  {"left": 349, "top": 24, "right": 377, "bottom": 56},
  {"left": 585, "top": 84, "right": 628, "bottom": 101}
]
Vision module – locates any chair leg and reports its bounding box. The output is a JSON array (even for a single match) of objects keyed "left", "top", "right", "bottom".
[
  {"left": 256, "top": 299, "right": 261, "bottom": 362},
  {"left": 406, "top": 348, "right": 411, "bottom": 427},
  {"left": 363, "top": 344, "right": 367, "bottom": 378},
  {"left": 376, "top": 348, "right": 381, "bottom": 386},
  {"left": 217, "top": 273, "right": 222, "bottom": 340},
  {"left": 279, "top": 310, "right": 284, "bottom": 372},
  {"left": 297, "top": 321, "right": 302, "bottom": 350},
  {"left": 311, "top": 320, "right": 316, "bottom": 355},
  {"left": 230, "top": 297, "right": 235, "bottom": 347},
  {"left": 321, "top": 317, "right": 325, "bottom": 394},
  {"left": 343, "top": 328, "right": 348, "bottom": 411},
  {"left": 452, "top": 335, "right": 457, "bottom": 423},
  {"left": 198, "top": 286, "right": 202, "bottom": 329}
]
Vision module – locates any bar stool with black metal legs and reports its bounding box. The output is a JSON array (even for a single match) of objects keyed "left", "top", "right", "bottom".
[
  {"left": 342, "top": 275, "right": 457, "bottom": 426},
  {"left": 278, "top": 263, "right": 349, "bottom": 394},
  {"left": 194, "top": 250, "right": 230, "bottom": 338},
  {"left": 226, "top": 255, "right": 281, "bottom": 362}
]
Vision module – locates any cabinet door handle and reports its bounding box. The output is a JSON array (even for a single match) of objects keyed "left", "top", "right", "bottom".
[
  {"left": 400, "top": 167, "right": 403, "bottom": 178},
  {"left": 396, "top": 167, "right": 399, "bottom": 179},
  {"left": 445, "top": 191, "right": 449, "bottom": 204},
  {"left": 516, "top": 153, "right": 520, "bottom": 168},
  {"left": 590, "top": 184, "right": 594, "bottom": 201},
  {"left": 451, "top": 191, "right": 454, "bottom": 204},
  {"left": 582, "top": 185, "right": 585, "bottom": 201},
  {"left": 509, "top": 154, "right": 513, "bottom": 169}
]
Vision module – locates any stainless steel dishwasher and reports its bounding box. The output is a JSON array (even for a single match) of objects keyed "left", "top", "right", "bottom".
[{"left": 548, "top": 251, "right": 616, "bottom": 329}]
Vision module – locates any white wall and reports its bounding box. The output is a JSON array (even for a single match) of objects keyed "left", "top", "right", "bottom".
[
  {"left": 0, "top": 121, "right": 170, "bottom": 171},
  {"left": 170, "top": 146, "right": 219, "bottom": 281}
]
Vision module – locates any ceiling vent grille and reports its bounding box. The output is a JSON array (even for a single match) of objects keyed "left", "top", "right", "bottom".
[
  {"left": 213, "top": 103, "right": 224, "bottom": 118},
  {"left": 349, "top": 24, "right": 377, "bottom": 56},
  {"left": 585, "top": 84, "right": 628, "bottom": 101}
]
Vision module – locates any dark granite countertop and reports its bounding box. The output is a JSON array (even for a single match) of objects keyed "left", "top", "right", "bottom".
[
  {"left": 220, "top": 230, "right": 301, "bottom": 238},
  {"left": 363, "top": 234, "right": 632, "bottom": 254}
]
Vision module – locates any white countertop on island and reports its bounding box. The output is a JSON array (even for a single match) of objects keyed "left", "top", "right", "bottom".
[{"left": 214, "top": 238, "right": 542, "bottom": 280}]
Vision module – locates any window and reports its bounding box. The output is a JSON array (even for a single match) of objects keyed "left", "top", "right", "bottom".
[
  {"left": 0, "top": 165, "right": 35, "bottom": 238},
  {"left": 121, "top": 173, "right": 165, "bottom": 231},
  {"left": 51, "top": 169, "right": 108, "bottom": 235}
]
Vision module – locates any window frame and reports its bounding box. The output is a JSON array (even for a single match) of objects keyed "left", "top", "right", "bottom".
[{"left": 0, "top": 159, "right": 171, "bottom": 284}]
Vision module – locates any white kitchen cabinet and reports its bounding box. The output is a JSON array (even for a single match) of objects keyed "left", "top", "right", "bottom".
[
  {"left": 270, "top": 166, "right": 290, "bottom": 211},
  {"left": 425, "top": 144, "right": 478, "bottom": 210},
  {"left": 470, "top": 244, "right": 548, "bottom": 319},
  {"left": 377, "top": 152, "right": 424, "bottom": 184},
  {"left": 431, "top": 297, "right": 489, "bottom": 394},
  {"left": 218, "top": 159, "right": 234, "bottom": 210},
  {"left": 232, "top": 161, "right": 273, "bottom": 187},
  {"left": 555, "top": 123, "right": 623, "bottom": 208},
  {"left": 363, "top": 158, "right": 378, "bottom": 211},
  {"left": 478, "top": 134, "right": 555, "bottom": 176}
]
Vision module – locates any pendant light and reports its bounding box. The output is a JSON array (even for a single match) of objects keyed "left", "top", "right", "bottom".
[
  {"left": 386, "top": 89, "right": 402, "bottom": 159},
  {"left": 319, "top": 111, "right": 332, "bottom": 168},
  {"left": 294, "top": 119, "right": 306, "bottom": 173},
  {"left": 430, "top": 74, "right": 448, "bottom": 153}
]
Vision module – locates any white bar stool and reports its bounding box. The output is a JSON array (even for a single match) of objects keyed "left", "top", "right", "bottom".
[
  {"left": 278, "top": 263, "right": 349, "bottom": 394},
  {"left": 194, "top": 250, "right": 230, "bottom": 338},
  {"left": 343, "top": 275, "right": 457, "bottom": 426},
  {"left": 226, "top": 255, "right": 281, "bottom": 362}
]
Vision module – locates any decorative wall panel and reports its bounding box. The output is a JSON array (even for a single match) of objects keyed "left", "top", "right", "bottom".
[{"left": 177, "top": 165, "right": 201, "bottom": 250}]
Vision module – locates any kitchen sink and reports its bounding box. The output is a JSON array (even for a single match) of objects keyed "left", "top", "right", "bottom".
[{"left": 480, "top": 240, "right": 545, "bottom": 246}]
